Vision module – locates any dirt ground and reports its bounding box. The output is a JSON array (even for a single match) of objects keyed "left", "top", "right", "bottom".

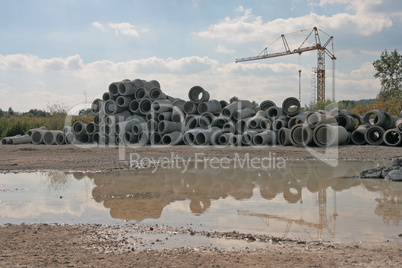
[{"left": 0, "top": 144, "right": 401, "bottom": 267}]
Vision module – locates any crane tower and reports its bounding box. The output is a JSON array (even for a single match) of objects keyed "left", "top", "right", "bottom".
[{"left": 235, "top": 27, "right": 336, "bottom": 102}]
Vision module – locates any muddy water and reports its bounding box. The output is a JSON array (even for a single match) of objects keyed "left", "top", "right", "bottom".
[{"left": 0, "top": 160, "right": 401, "bottom": 243}]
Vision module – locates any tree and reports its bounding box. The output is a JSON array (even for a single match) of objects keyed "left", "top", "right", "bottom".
[
  {"left": 0, "top": 108, "right": 3, "bottom": 117},
  {"left": 7, "top": 107, "right": 14, "bottom": 116},
  {"left": 372, "top": 49, "right": 402, "bottom": 100}
]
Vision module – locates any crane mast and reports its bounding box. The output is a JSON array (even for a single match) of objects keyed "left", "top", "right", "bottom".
[{"left": 235, "top": 27, "right": 336, "bottom": 102}]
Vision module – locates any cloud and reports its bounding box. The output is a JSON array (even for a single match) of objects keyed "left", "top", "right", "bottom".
[
  {"left": 91, "top": 21, "right": 149, "bottom": 37},
  {"left": 215, "top": 44, "right": 236, "bottom": 54}
]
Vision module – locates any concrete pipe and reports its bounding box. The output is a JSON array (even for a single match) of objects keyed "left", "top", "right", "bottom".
[
  {"left": 194, "top": 127, "right": 222, "bottom": 146},
  {"left": 231, "top": 134, "right": 243, "bottom": 146},
  {"left": 306, "top": 112, "right": 337, "bottom": 129},
  {"left": 152, "top": 99, "right": 173, "bottom": 114},
  {"left": 266, "top": 106, "right": 284, "bottom": 120},
  {"left": 142, "top": 80, "right": 160, "bottom": 90},
  {"left": 123, "top": 131, "right": 138, "bottom": 145},
  {"left": 350, "top": 113, "right": 363, "bottom": 128},
  {"left": 172, "top": 99, "right": 186, "bottom": 110},
  {"left": 104, "top": 99, "right": 126, "bottom": 114},
  {"left": 259, "top": 100, "right": 276, "bottom": 111},
  {"left": 116, "top": 118, "right": 142, "bottom": 135},
  {"left": 132, "top": 122, "right": 147, "bottom": 135},
  {"left": 364, "top": 125, "right": 385, "bottom": 145},
  {"left": 241, "top": 130, "right": 261, "bottom": 146},
  {"left": 162, "top": 131, "right": 184, "bottom": 146},
  {"left": 278, "top": 127, "right": 292, "bottom": 146},
  {"left": 102, "top": 92, "right": 115, "bottom": 101},
  {"left": 86, "top": 122, "right": 98, "bottom": 135},
  {"left": 188, "top": 86, "right": 210, "bottom": 103},
  {"left": 109, "top": 81, "right": 125, "bottom": 97},
  {"left": 63, "top": 126, "right": 73, "bottom": 134},
  {"left": 43, "top": 130, "right": 63, "bottom": 145},
  {"left": 396, "top": 118, "right": 402, "bottom": 134},
  {"left": 235, "top": 117, "right": 252, "bottom": 134},
  {"left": 135, "top": 87, "right": 150, "bottom": 99},
  {"left": 233, "top": 107, "right": 255, "bottom": 121},
  {"left": 218, "top": 133, "right": 231, "bottom": 145},
  {"left": 157, "top": 112, "right": 172, "bottom": 121},
  {"left": 185, "top": 114, "right": 201, "bottom": 130},
  {"left": 91, "top": 98, "right": 103, "bottom": 115},
  {"left": 335, "top": 113, "right": 357, "bottom": 132},
  {"left": 200, "top": 112, "right": 218, "bottom": 128},
  {"left": 150, "top": 132, "right": 162, "bottom": 145},
  {"left": 105, "top": 111, "right": 132, "bottom": 126},
  {"left": 313, "top": 124, "right": 349, "bottom": 147},
  {"left": 5, "top": 135, "right": 22, "bottom": 145},
  {"left": 253, "top": 130, "right": 277, "bottom": 146},
  {"left": 183, "top": 101, "right": 198, "bottom": 114},
  {"left": 288, "top": 112, "right": 308, "bottom": 129},
  {"left": 139, "top": 98, "right": 152, "bottom": 115},
  {"left": 98, "top": 124, "right": 106, "bottom": 135},
  {"left": 105, "top": 125, "right": 115, "bottom": 136},
  {"left": 220, "top": 100, "right": 229, "bottom": 109},
  {"left": 129, "top": 99, "right": 140, "bottom": 114},
  {"left": 222, "top": 121, "right": 236, "bottom": 133},
  {"left": 217, "top": 114, "right": 231, "bottom": 127},
  {"left": 197, "top": 100, "right": 222, "bottom": 115},
  {"left": 138, "top": 131, "right": 150, "bottom": 145},
  {"left": 184, "top": 129, "right": 197, "bottom": 145},
  {"left": 273, "top": 117, "right": 289, "bottom": 131},
  {"left": 146, "top": 119, "right": 159, "bottom": 132},
  {"left": 290, "top": 124, "right": 314, "bottom": 147},
  {"left": 248, "top": 110, "right": 266, "bottom": 129},
  {"left": 9, "top": 135, "right": 31, "bottom": 145},
  {"left": 282, "top": 97, "right": 301, "bottom": 117},
  {"left": 259, "top": 118, "right": 272, "bottom": 130},
  {"left": 93, "top": 115, "right": 105, "bottom": 127},
  {"left": 149, "top": 88, "right": 166, "bottom": 100},
  {"left": 351, "top": 125, "right": 368, "bottom": 145},
  {"left": 118, "top": 80, "right": 137, "bottom": 96},
  {"left": 383, "top": 128, "right": 402, "bottom": 146},
  {"left": 171, "top": 106, "right": 185, "bottom": 123},
  {"left": 222, "top": 100, "right": 252, "bottom": 118},
  {"left": 116, "top": 95, "right": 133, "bottom": 108},
  {"left": 363, "top": 110, "right": 397, "bottom": 130},
  {"left": 158, "top": 120, "right": 183, "bottom": 135},
  {"left": 81, "top": 133, "right": 93, "bottom": 144},
  {"left": 73, "top": 121, "right": 87, "bottom": 136},
  {"left": 27, "top": 126, "right": 48, "bottom": 137},
  {"left": 146, "top": 112, "right": 157, "bottom": 121},
  {"left": 65, "top": 132, "right": 75, "bottom": 144}
]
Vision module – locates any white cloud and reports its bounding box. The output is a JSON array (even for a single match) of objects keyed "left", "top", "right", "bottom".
[
  {"left": 215, "top": 44, "right": 236, "bottom": 54},
  {"left": 91, "top": 21, "right": 149, "bottom": 37}
]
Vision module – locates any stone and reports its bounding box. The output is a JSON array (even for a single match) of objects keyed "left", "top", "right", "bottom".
[{"left": 385, "top": 169, "right": 402, "bottom": 181}]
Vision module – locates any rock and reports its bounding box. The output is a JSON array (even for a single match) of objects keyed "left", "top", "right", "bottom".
[
  {"left": 360, "top": 166, "right": 385, "bottom": 179},
  {"left": 384, "top": 169, "right": 402, "bottom": 181}
]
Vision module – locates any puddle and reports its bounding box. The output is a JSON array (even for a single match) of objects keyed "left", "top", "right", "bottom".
[{"left": 0, "top": 160, "right": 401, "bottom": 245}]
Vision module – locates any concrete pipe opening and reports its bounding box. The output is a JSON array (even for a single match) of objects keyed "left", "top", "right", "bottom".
[
  {"left": 383, "top": 129, "right": 402, "bottom": 146},
  {"left": 129, "top": 100, "right": 140, "bottom": 114},
  {"left": 335, "top": 114, "right": 357, "bottom": 132},
  {"left": 188, "top": 86, "right": 210, "bottom": 103},
  {"left": 104, "top": 100, "right": 124, "bottom": 115},
  {"left": 146, "top": 119, "right": 158, "bottom": 132},
  {"left": 290, "top": 124, "right": 303, "bottom": 147},
  {"left": 266, "top": 106, "right": 283, "bottom": 120},
  {"left": 157, "top": 112, "right": 172, "bottom": 121},
  {"left": 108, "top": 82, "right": 121, "bottom": 96},
  {"left": 162, "top": 131, "right": 183, "bottom": 146},
  {"left": 44, "top": 131, "right": 63, "bottom": 145},
  {"left": 102, "top": 92, "right": 114, "bottom": 101},
  {"left": 217, "top": 115, "right": 230, "bottom": 127},
  {"left": 184, "top": 130, "right": 196, "bottom": 145},
  {"left": 396, "top": 118, "right": 402, "bottom": 134},
  {"left": 132, "top": 123, "right": 147, "bottom": 135},
  {"left": 152, "top": 100, "right": 172, "bottom": 114},
  {"left": 282, "top": 97, "right": 300, "bottom": 117},
  {"left": 197, "top": 100, "right": 221, "bottom": 115},
  {"left": 183, "top": 101, "right": 198, "bottom": 114},
  {"left": 172, "top": 107, "right": 185, "bottom": 123},
  {"left": 86, "top": 122, "right": 97, "bottom": 135},
  {"left": 259, "top": 100, "right": 276, "bottom": 111},
  {"left": 31, "top": 130, "right": 46, "bottom": 145},
  {"left": 91, "top": 98, "right": 103, "bottom": 114},
  {"left": 278, "top": 128, "right": 291, "bottom": 146},
  {"left": 351, "top": 126, "right": 368, "bottom": 145},
  {"left": 73, "top": 121, "right": 87, "bottom": 136},
  {"left": 81, "top": 133, "right": 93, "bottom": 144},
  {"left": 139, "top": 99, "right": 152, "bottom": 114},
  {"left": 364, "top": 126, "right": 385, "bottom": 145},
  {"left": 222, "top": 121, "right": 235, "bottom": 133},
  {"left": 116, "top": 96, "right": 133, "bottom": 108},
  {"left": 259, "top": 118, "right": 272, "bottom": 130},
  {"left": 135, "top": 87, "right": 149, "bottom": 99},
  {"left": 55, "top": 133, "right": 65, "bottom": 145},
  {"left": 123, "top": 131, "right": 138, "bottom": 145},
  {"left": 363, "top": 110, "right": 387, "bottom": 128},
  {"left": 138, "top": 131, "right": 150, "bottom": 145},
  {"left": 219, "top": 133, "right": 231, "bottom": 145},
  {"left": 149, "top": 88, "right": 166, "bottom": 100},
  {"left": 150, "top": 133, "right": 162, "bottom": 145},
  {"left": 185, "top": 115, "right": 201, "bottom": 129}
]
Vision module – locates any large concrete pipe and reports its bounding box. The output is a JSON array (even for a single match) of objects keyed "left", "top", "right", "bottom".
[
  {"left": 135, "top": 87, "right": 149, "bottom": 99},
  {"left": 266, "top": 106, "right": 284, "bottom": 120},
  {"left": 235, "top": 118, "right": 252, "bottom": 134},
  {"left": 146, "top": 119, "right": 158, "bottom": 132},
  {"left": 149, "top": 88, "right": 166, "bottom": 100},
  {"left": 188, "top": 86, "right": 210, "bottom": 103},
  {"left": 116, "top": 95, "right": 133, "bottom": 108},
  {"left": 1, "top": 135, "right": 20, "bottom": 145},
  {"left": 241, "top": 130, "right": 261, "bottom": 146},
  {"left": 395, "top": 118, "right": 402, "bottom": 134},
  {"left": 290, "top": 124, "right": 314, "bottom": 147},
  {"left": 132, "top": 123, "right": 147, "bottom": 135},
  {"left": 282, "top": 97, "right": 301, "bottom": 117},
  {"left": 139, "top": 98, "right": 152, "bottom": 114},
  {"left": 158, "top": 120, "right": 183, "bottom": 135},
  {"left": 105, "top": 111, "right": 132, "bottom": 126},
  {"left": 306, "top": 112, "right": 337, "bottom": 129},
  {"left": 105, "top": 125, "right": 115, "bottom": 136},
  {"left": 171, "top": 106, "right": 185, "bottom": 123},
  {"left": 197, "top": 100, "right": 221, "bottom": 115},
  {"left": 194, "top": 127, "right": 222, "bottom": 146},
  {"left": 8, "top": 135, "right": 31, "bottom": 145},
  {"left": 217, "top": 114, "right": 231, "bottom": 127},
  {"left": 183, "top": 101, "right": 198, "bottom": 114},
  {"left": 335, "top": 113, "right": 357, "bottom": 132},
  {"left": 184, "top": 129, "right": 197, "bottom": 145},
  {"left": 253, "top": 130, "right": 277, "bottom": 146},
  {"left": 93, "top": 115, "right": 104, "bottom": 127},
  {"left": 220, "top": 100, "right": 229, "bottom": 109},
  {"left": 157, "top": 112, "right": 172, "bottom": 121},
  {"left": 65, "top": 132, "right": 75, "bottom": 144},
  {"left": 102, "top": 92, "right": 115, "bottom": 101},
  {"left": 218, "top": 133, "right": 232, "bottom": 145},
  {"left": 104, "top": 99, "right": 126, "bottom": 114},
  {"left": 55, "top": 132, "right": 66, "bottom": 145},
  {"left": 172, "top": 98, "right": 186, "bottom": 110},
  {"left": 222, "top": 121, "right": 236, "bottom": 133},
  {"left": 146, "top": 111, "right": 157, "bottom": 121},
  {"left": 86, "top": 122, "right": 98, "bottom": 135},
  {"left": 273, "top": 117, "right": 289, "bottom": 131},
  {"left": 185, "top": 114, "right": 201, "bottom": 130},
  {"left": 200, "top": 112, "right": 218, "bottom": 128},
  {"left": 108, "top": 81, "right": 124, "bottom": 97},
  {"left": 129, "top": 99, "right": 140, "bottom": 114},
  {"left": 248, "top": 110, "right": 266, "bottom": 129},
  {"left": 150, "top": 132, "right": 162, "bottom": 145},
  {"left": 278, "top": 127, "right": 292, "bottom": 146},
  {"left": 152, "top": 99, "right": 172, "bottom": 114},
  {"left": 91, "top": 98, "right": 103, "bottom": 115},
  {"left": 313, "top": 124, "right": 349, "bottom": 147},
  {"left": 162, "top": 131, "right": 184, "bottom": 146},
  {"left": 118, "top": 80, "right": 137, "bottom": 96},
  {"left": 383, "top": 128, "right": 402, "bottom": 146},
  {"left": 81, "top": 133, "right": 93, "bottom": 144},
  {"left": 363, "top": 110, "right": 398, "bottom": 130},
  {"left": 138, "top": 131, "right": 150, "bottom": 145},
  {"left": 222, "top": 100, "right": 252, "bottom": 118},
  {"left": 351, "top": 125, "right": 368, "bottom": 145},
  {"left": 233, "top": 107, "right": 255, "bottom": 121},
  {"left": 27, "top": 126, "right": 48, "bottom": 137},
  {"left": 288, "top": 112, "right": 308, "bottom": 129},
  {"left": 43, "top": 130, "right": 64, "bottom": 145},
  {"left": 73, "top": 121, "right": 87, "bottom": 136},
  {"left": 63, "top": 126, "right": 73, "bottom": 134},
  {"left": 259, "top": 118, "right": 272, "bottom": 130},
  {"left": 116, "top": 116, "right": 146, "bottom": 135},
  {"left": 259, "top": 100, "right": 276, "bottom": 111},
  {"left": 364, "top": 125, "right": 385, "bottom": 145},
  {"left": 123, "top": 131, "right": 138, "bottom": 145}
]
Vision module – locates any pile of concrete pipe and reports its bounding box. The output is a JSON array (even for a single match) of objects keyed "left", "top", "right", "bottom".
[{"left": 1, "top": 78, "right": 402, "bottom": 147}]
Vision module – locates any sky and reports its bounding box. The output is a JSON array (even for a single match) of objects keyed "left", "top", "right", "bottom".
[{"left": 1, "top": 0, "right": 401, "bottom": 112}]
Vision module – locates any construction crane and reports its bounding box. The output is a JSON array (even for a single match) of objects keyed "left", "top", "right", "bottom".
[{"left": 235, "top": 27, "right": 336, "bottom": 102}]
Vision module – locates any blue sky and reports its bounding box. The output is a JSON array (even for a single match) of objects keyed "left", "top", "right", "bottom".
[{"left": 1, "top": 0, "right": 402, "bottom": 112}]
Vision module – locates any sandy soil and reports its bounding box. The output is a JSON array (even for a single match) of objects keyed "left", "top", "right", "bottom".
[{"left": 0, "top": 144, "right": 401, "bottom": 267}]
